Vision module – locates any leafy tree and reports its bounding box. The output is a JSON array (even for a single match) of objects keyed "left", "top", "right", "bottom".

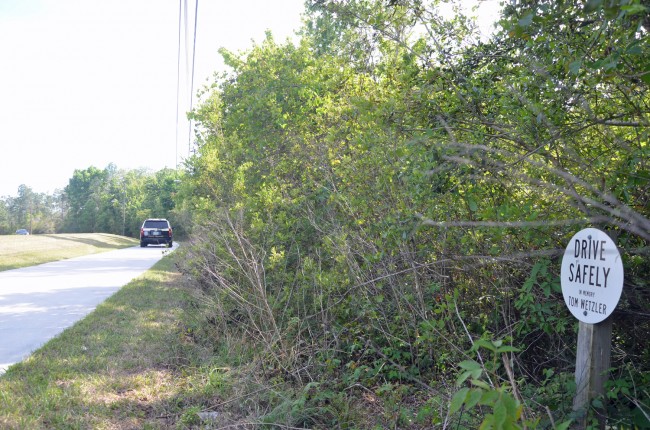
[
  {"left": 0, "top": 199, "right": 9, "bottom": 234},
  {"left": 3, "top": 185, "right": 58, "bottom": 233},
  {"left": 62, "top": 166, "right": 107, "bottom": 233},
  {"left": 58, "top": 164, "right": 181, "bottom": 237}
]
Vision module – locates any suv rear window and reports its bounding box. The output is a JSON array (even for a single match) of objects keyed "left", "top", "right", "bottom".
[{"left": 143, "top": 220, "right": 169, "bottom": 229}]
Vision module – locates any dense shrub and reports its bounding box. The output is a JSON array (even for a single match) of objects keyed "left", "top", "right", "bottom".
[{"left": 177, "top": 1, "right": 650, "bottom": 427}]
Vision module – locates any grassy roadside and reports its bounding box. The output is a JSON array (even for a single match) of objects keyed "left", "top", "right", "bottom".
[
  {"left": 0, "top": 243, "right": 386, "bottom": 428},
  {"left": 0, "top": 254, "right": 240, "bottom": 429},
  {"left": 0, "top": 233, "right": 139, "bottom": 272}
]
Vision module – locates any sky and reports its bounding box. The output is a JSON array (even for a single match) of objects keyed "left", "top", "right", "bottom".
[
  {"left": 0, "top": 0, "right": 501, "bottom": 199},
  {"left": 0, "top": 0, "right": 305, "bottom": 197}
]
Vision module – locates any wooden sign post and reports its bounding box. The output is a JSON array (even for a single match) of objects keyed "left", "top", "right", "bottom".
[
  {"left": 560, "top": 228, "right": 624, "bottom": 429},
  {"left": 573, "top": 319, "right": 613, "bottom": 428}
]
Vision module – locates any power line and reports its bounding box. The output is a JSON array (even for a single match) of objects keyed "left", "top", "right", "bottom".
[
  {"left": 175, "top": 0, "right": 182, "bottom": 170},
  {"left": 175, "top": 0, "right": 199, "bottom": 166},
  {"left": 188, "top": 0, "right": 199, "bottom": 157}
]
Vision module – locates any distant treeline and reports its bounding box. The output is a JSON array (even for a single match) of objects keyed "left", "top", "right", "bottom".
[{"left": 0, "top": 164, "right": 187, "bottom": 237}]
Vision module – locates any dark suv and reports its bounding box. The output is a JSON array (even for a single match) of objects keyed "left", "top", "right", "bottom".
[{"left": 140, "top": 218, "right": 173, "bottom": 247}]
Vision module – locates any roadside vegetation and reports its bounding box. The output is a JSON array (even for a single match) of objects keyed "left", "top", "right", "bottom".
[
  {"left": 0, "top": 0, "right": 648, "bottom": 428},
  {"left": 0, "top": 233, "right": 138, "bottom": 271},
  {"left": 0, "top": 254, "right": 317, "bottom": 429},
  {"left": 174, "top": 0, "right": 649, "bottom": 428}
]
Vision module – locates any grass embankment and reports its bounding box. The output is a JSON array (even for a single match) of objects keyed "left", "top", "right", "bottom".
[
  {"left": 0, "top": 233, "right": 138, "bottom": 271},
  {"left": 0, "top": 255, "right": 236, "bottom": 429}
]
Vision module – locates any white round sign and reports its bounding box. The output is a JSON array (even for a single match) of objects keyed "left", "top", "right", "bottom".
[{"left": 560, "top": 228, "right": 624, "bottom": 324}]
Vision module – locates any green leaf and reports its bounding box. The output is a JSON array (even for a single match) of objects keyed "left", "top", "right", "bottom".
[
  {"left": 502, "top": 392, "right": 519, "bottom": 415},
  {"left": 457, "top": 361, "right": 483, "bottom": 386},
  {"left": 471, "top": 379, "right": 491, "bottom": 390},
  {"left": 480, "top": 390, "right": 499, "bottom": 405},
  {"left": 621, "top": 4, "right": 648, "bottom": 15},
  {"left": 625, "top": 42, "right": 642, "bottom": 55},
  {"left": 467, "top": 197, "right": 478, "bottom": 212},
  {"left": 496, "top": 345, "right": 520, "bottom": 354},
  {"left": 493, "top": 399, "right": 507, "bottom": 427},
  {"left": 569, "top": 60, "right": 582, "bottom": 75},
  {"left": 518, "top": 12, "right": 534, "bottom": 27},
  {"left": 459, "top": 360, "right": 482, "bottom": 371},
  {"left": 473, "top": 339, "right": 498, "bottom": 353},
  {"left": 450, "top": 387, "right": 470, "bottom": 414},
  {"left": 466, "top": 388, "right": 483, "bottom": 409},
  {"left": 457, "top": 370, "right": 472, "bottom": 386}
]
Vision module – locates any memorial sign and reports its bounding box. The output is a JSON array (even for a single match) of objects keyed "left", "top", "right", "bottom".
[{"left": 560, "top": 228, "right": 624, "bottom": 324}]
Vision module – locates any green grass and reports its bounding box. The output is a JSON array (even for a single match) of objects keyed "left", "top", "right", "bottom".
[
  {"left": 0, "top": 233, "right": 138, "bottom": 272},
  {"left": 0, "top": 255, "right": 236, "bottom": 429}
]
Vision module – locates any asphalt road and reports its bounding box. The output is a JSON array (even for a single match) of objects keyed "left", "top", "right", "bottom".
[{"left": 0, "top": 244, "right": 176, "bottom": 373}]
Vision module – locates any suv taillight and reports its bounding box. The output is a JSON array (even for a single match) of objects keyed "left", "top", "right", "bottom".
[
  {"left": 140, "top": 227, "right": 144, "bottom": 238},
  {"left": 168, "top": 227, "right": 173, "bottom": 237}
]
